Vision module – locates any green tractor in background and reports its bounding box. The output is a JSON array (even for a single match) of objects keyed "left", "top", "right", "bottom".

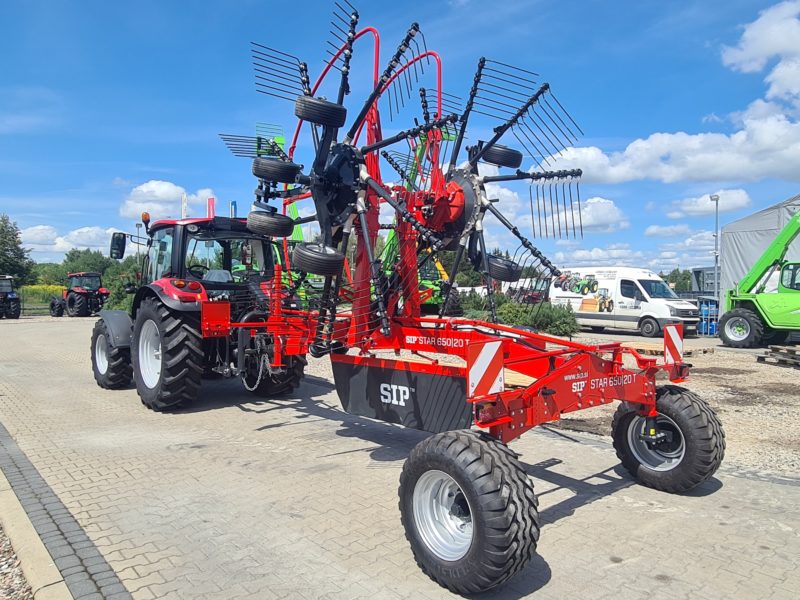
[{"left": 719, "top": 209, "right": 800, "bottom": 347}]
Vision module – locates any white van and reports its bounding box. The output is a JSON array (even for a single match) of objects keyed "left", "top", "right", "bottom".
[{"left": 549, "top": 266, "right": 699, "bottom": 337}]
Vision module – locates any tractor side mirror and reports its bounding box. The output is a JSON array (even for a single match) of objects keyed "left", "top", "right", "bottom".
[{"left": 110, "top": 232, "right": 127, "bottom": 259}]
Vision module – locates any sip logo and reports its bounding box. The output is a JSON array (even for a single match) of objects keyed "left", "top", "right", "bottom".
[{"left": 379, "top": 383, "right": 410, "bottom": 407}]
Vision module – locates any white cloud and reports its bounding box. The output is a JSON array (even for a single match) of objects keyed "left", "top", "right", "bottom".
[
  {"left": 555, "top": 243, "right": 644, "bottom": 267},
  {"left": 120, "top": 180, "right": 216, "bottom": 220},
  {"left": 578, "top": 196, "right": 629, "bottom": 232},
  {"left": 644, "top": 223, "right": 692, "bottom": 237},
  {"left": 548, "top": 3, "right": 800, "bottom": 184},
  {"left": 22, "top": 225, "right": 120, "bottom": 256},
  {"left": 667, "top": 188, "right": 751, "bottom": 218},
  {"left": 702, "top": 113, "right": 723, "bottom": 124}
]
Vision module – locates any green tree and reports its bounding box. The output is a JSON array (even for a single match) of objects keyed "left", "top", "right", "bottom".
[
  {"left": 665, "top": 268, "right": 692, "bottom": 292},
  {"left": 33, "top": 262, "right": 68, "bottom": 285},
  {"left": 62, "top": 248, "right": 115, "bottom": 277},
  {"left": 0, "top": 214, "right": 36, "bottom": 284},
  {"left": 103, "top": 255, "right": 141, "bottom": 311}
]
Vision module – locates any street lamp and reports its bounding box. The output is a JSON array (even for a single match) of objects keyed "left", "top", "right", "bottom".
[
  {"left": 711, "top": 194, "right": 720, "bottom": 304},
  {"left": 135, "top": 222, "right": 142, "bottom": 259}
]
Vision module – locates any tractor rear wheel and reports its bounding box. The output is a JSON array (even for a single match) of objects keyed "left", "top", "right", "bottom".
[
  {"left": 49, "top": 299, "right": 64, "bottom": 317},
  {"left": 291, "top": 242, "right": 345, "bottom": 276},
  {"left": 399, "top": 430, "right": 540, "bottom": 594},
  {"left": 612, "top": 385, "right": 725, "bottom": 493},
  {"left": 247, "top": 210, "right": 296, "bottom": 237},
  {"left": 719, "top": 308, "right": 763, "bottom": 348},
  {"left": 66, "top": 292, "right": 88, "bottom": 317},
  {"left": 6, "top": 300, "right": 20, "bottom": 319},
  {"left": 91, "top": 319, "right": 132, "bottom": 389},
  {"left": 131, "top": 297, "right": 203, "bottom": 411}
]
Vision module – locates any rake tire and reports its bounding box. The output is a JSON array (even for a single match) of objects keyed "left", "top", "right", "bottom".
[
  {"left": 252, "top": 157, "right": 302, "bottom": 184},
  {"left": 291, "top": 242, "right": 345, "bottom": 276},
  {"left": 487, "top": 255, "right": 522, "bottom": 283},
  {"left": 247, "top": 210, "right": 295, "bottom": 237},
  {"left": 399, "top": 430, "right": 540, "bottom": 595},
  {"left": 294, "top": 95, "right": 347, "bottom": 128},
  {"left": 479, "top": 143, "right": 523, "bottom": 169}
]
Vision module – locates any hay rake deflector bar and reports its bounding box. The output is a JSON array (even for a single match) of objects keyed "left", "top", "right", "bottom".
[{"left": 195, "top": 4, "right": 724, "bottom": 593}]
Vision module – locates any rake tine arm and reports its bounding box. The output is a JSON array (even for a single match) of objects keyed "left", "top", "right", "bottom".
[
  {"left": 448, "top": 57, "right": 485, "bottom": 173},
  {"left": 360, "top": 115, "right": 458, "bottom": 155},
  {"left": 485, "top": 202, "right": 559, "bottom": 276}
]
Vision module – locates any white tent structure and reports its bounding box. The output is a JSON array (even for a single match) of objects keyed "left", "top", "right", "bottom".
[{"left": 720, "top": 194, "right": 800, "bottom": 295}]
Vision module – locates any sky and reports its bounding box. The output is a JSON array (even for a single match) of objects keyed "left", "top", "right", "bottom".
[{"left": 1, "top": 0, "right": 799, "bottom": 271}]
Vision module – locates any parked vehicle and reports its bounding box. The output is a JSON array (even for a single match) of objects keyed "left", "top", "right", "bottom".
[
  {"left": 0, "top": 276, "right": 21, "bottom": 319},
  {"left": 719, "top": 209, "right": 800, "bottom": 347},
  {"left": 50, "top": 272, "right": 109, "bottom": 317},
  {"left": 550, "top": 266, "right": 699, "bottom": 337}
]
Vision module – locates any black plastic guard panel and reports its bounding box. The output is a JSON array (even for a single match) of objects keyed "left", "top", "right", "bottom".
[{"left": 331, "top": 355, "right": 471, "bottom": 434}]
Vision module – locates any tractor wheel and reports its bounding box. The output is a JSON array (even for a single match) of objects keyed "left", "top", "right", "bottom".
[
  {"left": 486, "top": 255, "right": 522, "bottom": 282},
  {"left": 399, "top": 430, "right": 540, "bottom": 595},
  {"left": 590, "top": 280, "right": 599, "bottom": 293},
  {"left": 291, "top": 243, "right": 345, "bottom": 276},
  {"left": 612, "top": 385, "right": 725, "bottom": 493},
  {"left": 294, "top": 95, "right": 347, "bottom": 128},
  {"left": 246, "top": 210, "right": 295, "bottom": 237},
  {"left": 252, "top": 157, "right": 302, "bottom": 184},
  {"left": 66, "top": 292, "right": 89, "bottom": 317},
  {"left": 590, "top": 326, "right": 605, "bottom": 333},
  {"left": 580, "top": 285, "right": 589, "bottom": 295},
  {"left": 639, "top": 317, "right": 660, "bottom": 338},
  {"left": 442, "top": 289, "right": 463, "bottom": 317},
  {"left": 762, "top": 328, "right": 789, "bottom": 346},
  {"left": 242, "top": 349, "right": 307, "bottom": 396},
  {"left": 49, "top": 299, "right": 64, "bottom": 317},
  {"left": 131, "top": 297, "right": 203, "bottom": 411},
  {"left": 479, "top": 142, "right": 524, "bottom": 169},
  {"left": 606, "top": 299, "right": 614, "bottom": 312},
  {"left": 6, "top": 300, "right": 20, "bottom": 319},
  {"left": 719, "top": 308, "right": 764, "bottom": 348},
  {"left": 91, "top": 319, "right": 132, "bottom": 389}
]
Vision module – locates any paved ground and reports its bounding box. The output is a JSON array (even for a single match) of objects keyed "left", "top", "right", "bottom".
[{"left": 1, "top": 316, "right": 799, "bottom": 599}]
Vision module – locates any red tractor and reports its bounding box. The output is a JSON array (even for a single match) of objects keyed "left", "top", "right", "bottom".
[
  {"left": 50, "top": 272, "right": 109, "bottom": 317},
  {"left": 92, "top": 5, "right": 724, "bottom": 594}
]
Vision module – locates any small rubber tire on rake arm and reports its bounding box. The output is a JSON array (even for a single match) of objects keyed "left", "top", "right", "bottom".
[
  {"left": 252, "top": 157, "right": 302, "bottom": 184},
  {"left": 91, "top": 318, "right": 132, "bottom": 389},
  {"left": 131, "top": 297, "right": 203, "bottom": 411},
  {"left": 246, "top": 211, "right": 296, "bottom": 238},
  {"left": 294, "top": 95, "right": 347, "bottom": 128},
  {"left": 487, "top": 255, "right": 523, "bottom": 282},
  {"left": 479, "top": 142, "right": 523, "bottom": 169},
  {"left": 399, "top": 430, "right": 540, "bottom": 594},
  {"left": 291, "top": 243, "right": 345, "bottom": 276},
  {"left": 611, "top": 385, "right": 725, "bottom": 493}
]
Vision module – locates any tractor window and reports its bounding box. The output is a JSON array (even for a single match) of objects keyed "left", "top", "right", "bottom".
[
  {"left": 70, "top": 275, "right": 101, "bottom": 290},
  {"left": 0, "top": 280, "right": 11, "bottom": 292},
  {"left": 185, "top": 233, "right": 271, "bottom": 281},
  {"left": 144, "top": 228, "right": 173, "bottom": 283},
  {"left": 781, "top": 263, "right": 800, "bottom": 291}
]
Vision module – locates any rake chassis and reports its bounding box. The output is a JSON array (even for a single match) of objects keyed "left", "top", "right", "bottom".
[{"left": 96, "top": 4, "right": 725, "bottom": 594}]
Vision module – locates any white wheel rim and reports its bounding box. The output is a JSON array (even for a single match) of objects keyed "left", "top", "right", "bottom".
[
  {"left": 412, "top": 470, "right": 474, "bottom": 561},
  {"left": 95, "top": 334, "right": 109, "bottom": 374},
  {"left": 724, "top": 317, "right": 750, "bottom": 342},
  {"left": 627, "top": 414, "right": 686, "bottom": 472},
  {"left": 138, "top": 320, "right": 162, "bottom": 389}
]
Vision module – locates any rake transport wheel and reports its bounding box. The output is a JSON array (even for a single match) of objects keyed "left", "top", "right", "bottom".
[
  {"left": 399, "top": 430, "right": 540, "bottom": 594},
  {"left": 719, "top": 307, "right": 764, "bottom": 348},
  {"left": 252, "top": 157, "right": 302, "bottom": 184},
  {"left": 131, "top": 297, "right": 203, "bottom": 411},
  {"left": 291, "top": 242, "right": 345, "bottom": 276},
  {"left": 486, "top": 255, "right": 523, "bottom": 283},
  {"left": 479, "top": 143, "right": 523, "bottom": 169},
  {"left": 246, "top": 210, "right": 296, "bottom": 237},
  {"left": 612, "top": 385, "right": 725, "bottom": 493},
  {"left": 294, "top": 95, "right": 348, "bottom": 128},
  {"left": 91, "top": 319, "right": 133, "bottom": 389}
]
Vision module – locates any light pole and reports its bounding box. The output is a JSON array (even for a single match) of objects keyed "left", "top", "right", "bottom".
[
  {"left": 711, "top": 194, "right": 720, "bottom": 305},
  {"left": 135, "top": 222, "right": 142, "bottom": 259}
]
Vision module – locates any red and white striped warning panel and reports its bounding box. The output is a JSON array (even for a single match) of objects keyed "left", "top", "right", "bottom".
[
  {"left": 467, "top": 340, "right": 504, "bottom": 397},
  {"left": 663, "top": 324, "right": 684, "bottom": 364}
]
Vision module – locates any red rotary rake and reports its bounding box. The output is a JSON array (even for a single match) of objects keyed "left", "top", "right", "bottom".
[{"left": 120, "top": 3, "right": 726, "bottom": 593}]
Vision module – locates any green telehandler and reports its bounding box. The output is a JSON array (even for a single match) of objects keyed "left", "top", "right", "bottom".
[{"left": 719, "top": 209, "right": 800, "bottom": 347}]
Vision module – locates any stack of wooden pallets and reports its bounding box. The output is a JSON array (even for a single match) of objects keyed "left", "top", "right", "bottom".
[{"left": 757, "top": 345, "right": 800, "bottom": 369}]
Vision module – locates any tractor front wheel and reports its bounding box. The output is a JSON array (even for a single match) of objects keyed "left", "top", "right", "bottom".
[
  {"left": 49, "top": 299, "right": 64, "bottom": 317},
  {"left": 6, "top": 300, "right": 20, "bottom": 319},
  {"left": 131, "top": 297, "right": 203, "bottom": 411},
  {"left": 399, "top": 430, "right": 540, "bottom": 594},
  {"left": 91, "top": 319, "right": 132, "bottom": 389},
  {"left": 612, "top": 385, "right": 725, "bottom": 493}
]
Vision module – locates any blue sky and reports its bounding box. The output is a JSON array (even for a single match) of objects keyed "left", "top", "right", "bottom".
[{"left": 2, "top": 0, "right": 798, "bottom": 270}]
